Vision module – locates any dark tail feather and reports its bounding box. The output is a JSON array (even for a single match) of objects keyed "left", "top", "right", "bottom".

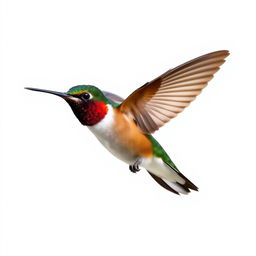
[
  {"left": 164, "top": 162, "right": 199, "bottom": 192},
  {"left": 177, "top": 171, "right": 198, "bottom": 191},
  {"left": 147, "top": 170, "right": 198, "bottom": 195},
  {"left": 148, "top": 171, "right": 180, "bottom": 195}
]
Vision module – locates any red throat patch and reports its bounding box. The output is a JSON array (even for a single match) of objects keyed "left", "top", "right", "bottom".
[{"left": 79, "top": 101, "right": 108, "bottom": 126}]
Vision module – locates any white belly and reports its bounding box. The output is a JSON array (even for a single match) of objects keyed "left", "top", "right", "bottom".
[{"left": 88, "top": 105, "right": 136, "bottom": 164}]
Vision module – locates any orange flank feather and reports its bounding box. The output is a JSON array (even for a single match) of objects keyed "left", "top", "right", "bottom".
[{"left": 113, "top": 108, "right": 153, "bottom": 158}]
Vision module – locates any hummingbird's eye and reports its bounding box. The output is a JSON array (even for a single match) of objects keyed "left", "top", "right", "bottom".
[{"left": 82, "top": 92, "right": 91, "bottom": 100}]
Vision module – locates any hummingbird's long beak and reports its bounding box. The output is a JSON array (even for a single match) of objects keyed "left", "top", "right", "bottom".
[{"left": 25, "top": 87, "right": 70, "bottom": 98}]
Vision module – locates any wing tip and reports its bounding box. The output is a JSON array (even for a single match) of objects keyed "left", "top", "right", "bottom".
[{"left": 207, "top": 50, "right": 230, "bottom": 61}]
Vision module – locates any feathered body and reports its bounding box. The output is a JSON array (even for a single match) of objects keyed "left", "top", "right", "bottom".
[{"left": 26, "top": 50, "right": 229, "bottom": 195}]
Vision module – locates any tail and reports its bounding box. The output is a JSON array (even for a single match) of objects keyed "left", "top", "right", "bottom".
[{"left": 147, "top": 163, "right": 198, "bottom": 195}]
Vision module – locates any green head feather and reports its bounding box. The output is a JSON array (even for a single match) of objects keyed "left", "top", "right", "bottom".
[
  {"left": 67, "top": 85, "right": 120, "bottom": 107},
  {"left": 67, "top": 85, "right": 109, "bottom": 103}
]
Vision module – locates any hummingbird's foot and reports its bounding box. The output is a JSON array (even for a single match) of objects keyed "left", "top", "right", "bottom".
[
  {"left": 129, "top": 158, "right": 142, "bottom": 173},
  {"left": 129, "top": 165, "right": 140, "bottom": 173}
]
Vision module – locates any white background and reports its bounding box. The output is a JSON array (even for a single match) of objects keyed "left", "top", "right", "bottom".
[{"left": 1, "top": 0, "right": 256, "bottom": 255}]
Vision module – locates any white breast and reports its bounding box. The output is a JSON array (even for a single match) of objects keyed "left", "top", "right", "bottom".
[{"left": 88, "top": 105, "right": 135, "bottom": 164}]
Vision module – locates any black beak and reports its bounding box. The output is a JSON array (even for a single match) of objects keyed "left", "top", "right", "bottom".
[{"left": 25, "top": 87, "right": 71, "bottom": 99}]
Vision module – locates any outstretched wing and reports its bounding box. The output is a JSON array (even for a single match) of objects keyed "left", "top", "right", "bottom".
[{"left": 119, "top": 50, "right": 229, "bottom": 134}]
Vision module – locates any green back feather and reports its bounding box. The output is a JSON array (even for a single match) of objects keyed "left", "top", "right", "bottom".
[{"left": 146, "top": 134, "right": 178, "bottom": 171}]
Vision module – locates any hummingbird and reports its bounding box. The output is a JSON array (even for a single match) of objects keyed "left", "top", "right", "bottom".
[{"left": 26, "top": 50, "right": 229, "bottom": 195}]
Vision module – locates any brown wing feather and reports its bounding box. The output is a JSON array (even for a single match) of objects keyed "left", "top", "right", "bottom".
[{"left": 120, "top": 50, "right": 229, "bottom": 134}]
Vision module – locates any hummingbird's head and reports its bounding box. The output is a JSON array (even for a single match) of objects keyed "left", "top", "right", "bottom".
[{"left": 25, "top": 85, "right": 110, "bottom": 126}]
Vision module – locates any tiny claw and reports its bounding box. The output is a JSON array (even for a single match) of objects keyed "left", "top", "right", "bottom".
[
  {"left": 129, "top": 158, "right": 142, "bottom": 173},
  {"left": 129, "top": 164, "right": 140, "bottom": 173}
]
